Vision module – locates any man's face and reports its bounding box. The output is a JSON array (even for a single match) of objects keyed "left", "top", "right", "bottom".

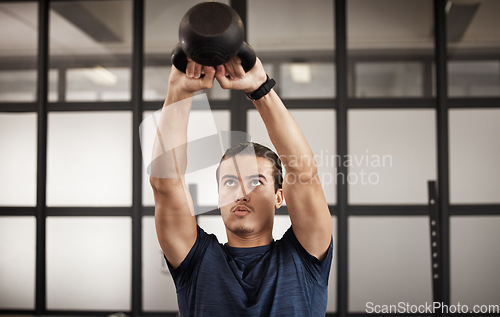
[{"left": 218, "top": 155, "right": 283, "bottom": 237}]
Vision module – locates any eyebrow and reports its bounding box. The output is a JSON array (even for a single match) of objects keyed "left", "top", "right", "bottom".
[{"left": 221, "top": 174, "right": 268, "bottom": 182}]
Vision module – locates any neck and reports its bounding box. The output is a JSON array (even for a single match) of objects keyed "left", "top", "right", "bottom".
[{"left": 225, "top": 229, "right": 273, "bottom": 248}]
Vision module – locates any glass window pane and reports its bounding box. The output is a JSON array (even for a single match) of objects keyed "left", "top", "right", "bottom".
[
  {"left": 0, "top": 2, "right": 37, "bottom": 55},
  {"left": 0, "top": 2, "right": 38, "bottom": 102},
  {"left": 450, "top": 109, "right": 500, "bottom": 204},
  {"left": 354, "top": 62, "right": 424, "bottom": 97},
  {"left": 447, "top": 1, "right": 500, "bottom": 49},
  {"left": 272, "top": 215, "right": 291, "bottom": 240},
  {"left": 184, "top": 109, "right": 230, "bottom": 208},
  {"left": 446, "top": 0, "right": 500, "bottom": 97},
  {"left": 49, "top": 0, "right": 132, "bottom": 103},
  {"left": 47, "top": 112, "right": 132, "bottom": 207},
  {"left": 280, "top": 63, "right": 335, "bottom": 99},
  {"left": 47, "top": 217, "right": 131, "bottom": 310},
  {"left": 0, "top": 113, "right": 37, "bottom": 207},
  {"left": 0, "top": 70, "right": 54, "bottom": 102},
  {"left": 248, "top": 109, "right": 337, "bottom": 204},
  {"left": 248, "top": 0, "right": 334, "bottom": 52},
  {"left": 448, "top": 61, "right": 500, "bottom": 97},
  {"left": 143, "top": 66, "right": 169, "bottom": 101},
  {"left": 348, "top": 0, "right": 433, "bottom": 97},
  {"left": 451, "top": 216, "right": 500, "bottom": 307},
  {"left": 0, "top": 216, "right": 36, "bottom": 309},
  {"left": 262, "top": 63, "right": 275, "bottom": 80},
  {"left": 0, "top": 69, "right": 58, "bottom": 103},
  {"left": 142, "top": 216, "right": 178, "bottom": 311},
  {"left": 348, "top": 110, "right": 436, "bottom": 204},
  {"left": 207, "top": 80, "right": 231, "bottom": 100},
  {"left": 349, "top": 217, "right": 432, "bottom": 312},
  {"left": 0, "top": 70, "right": 37, "bottom": 102},
  {"left": 348, "top": 0, "right": 433, "bottom": 50},
  {"left": 66, "top": 67, "right": 130, "bottom": 102},
  {"left": 197, "top": 215, "right": 227, "bottom": 244},
  {"left": 142, "top": 109, "right": 230, "bottom": 207}
]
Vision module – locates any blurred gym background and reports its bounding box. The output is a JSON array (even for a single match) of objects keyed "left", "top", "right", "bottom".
[{"left": 0, "top": 0, "right": 499, "bottom": 316}]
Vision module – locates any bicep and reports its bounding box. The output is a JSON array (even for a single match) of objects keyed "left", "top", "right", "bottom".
[
  {"left": 283, "top": 173, "right": 332, "bottom": 261},
  {"left": 151, "top": 176, "right": 197, "bottom": 268}
]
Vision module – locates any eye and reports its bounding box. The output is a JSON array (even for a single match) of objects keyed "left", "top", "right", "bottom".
[
  {"left": 249, "top": 179, "right": 262, "bottom": 187},
  {"left": 224, "top": 179, "right": 237, "bottom": 187}
]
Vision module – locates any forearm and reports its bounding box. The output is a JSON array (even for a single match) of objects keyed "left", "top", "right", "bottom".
[
  {"left": 253, "top": 89, "right": 317, "bottom": 176},
  {"left": 150, "top": 63, "right": 216, "bottom": 181}
]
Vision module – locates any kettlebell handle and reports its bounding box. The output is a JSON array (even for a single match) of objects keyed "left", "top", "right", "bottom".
[{"left": 171, "top": 42, "right": 256, "bottom": 74}]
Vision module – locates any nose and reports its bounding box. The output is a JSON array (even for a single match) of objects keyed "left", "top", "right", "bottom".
[{"left": 234, "top": 184, "right": 249, "bottom": 202}]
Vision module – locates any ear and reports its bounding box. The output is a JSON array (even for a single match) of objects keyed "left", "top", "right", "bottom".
[{"left": 274, "top": 188, "right": 284, "bottom": 209}]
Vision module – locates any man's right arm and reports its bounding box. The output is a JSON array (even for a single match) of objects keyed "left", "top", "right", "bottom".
[{"left": 150, "top": 62, "right": 215, "bottom": 269}]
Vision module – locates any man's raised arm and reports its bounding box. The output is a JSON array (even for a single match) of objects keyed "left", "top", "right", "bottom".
[
  {"left": 150, "top": 62, "right": 215, "bottom": 268},
  {"left": 216, "top": 58, "right": 332, "bottom": 260}
]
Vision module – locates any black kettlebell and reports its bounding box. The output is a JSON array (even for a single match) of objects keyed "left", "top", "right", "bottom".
[{"left": 171, "top": 2, "right": 256, "bottom": 73}]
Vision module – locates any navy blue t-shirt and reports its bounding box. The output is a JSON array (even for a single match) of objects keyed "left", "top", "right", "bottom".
[{"left": 166, "top": 225, "right": 333, "bottom": 316}]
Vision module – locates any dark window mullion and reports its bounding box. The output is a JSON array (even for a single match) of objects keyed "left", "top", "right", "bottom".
[
  {"left": 35, "top": 0, "right": 50, "bottom": 314},
  {"left": 131, "top": 0, "right": 144, "bottom": 316},
  {"left": 434, "top": 0, "right": 451, "bottom": 306},
  {"left": 230, "top": 0, "right": 249, "bottom": 146},
  {"left": 335, "top": 0, "right": 348, "bottom": 316}
]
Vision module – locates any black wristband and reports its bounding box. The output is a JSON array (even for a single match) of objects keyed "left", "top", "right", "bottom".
[{"left": 246, "top": 75, "right": 276, "bottom": 101}]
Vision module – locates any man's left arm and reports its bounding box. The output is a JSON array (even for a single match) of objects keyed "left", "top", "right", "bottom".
[{"left": 216, "top": 58, "right": 332, "bottom": 261}]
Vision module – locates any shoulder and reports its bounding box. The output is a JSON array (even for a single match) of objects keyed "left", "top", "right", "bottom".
[
  {"left": 167, "top": 225, "right": 224, "bottom": 290},
  {"left": 275, "top": 226, "right": 333, "bottom": 285},
  {"left": 193, "top": 225, "right": 221, "bottom": 253},
  {"left": 278, "top": 226, "right": 333, "bottom": 266},
  {"left": 168, "top": 225, "right": 220, "bottom": 270},
  {"left": 278, "top": 225, "right": 305, "bottom": 248}
]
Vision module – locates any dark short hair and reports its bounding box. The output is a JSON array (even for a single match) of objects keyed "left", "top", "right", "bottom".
[{"left": 216, "top": 142, "right": 283, "bottom": 192}]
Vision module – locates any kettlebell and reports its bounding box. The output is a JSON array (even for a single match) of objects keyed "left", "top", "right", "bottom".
[{"left": 171, "top": 2, "right": 256, "bottom": 73}]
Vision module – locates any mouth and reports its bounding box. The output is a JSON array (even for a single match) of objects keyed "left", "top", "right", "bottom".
[{"left": 232, "top": 205, "right": 251, "bottom": 216}]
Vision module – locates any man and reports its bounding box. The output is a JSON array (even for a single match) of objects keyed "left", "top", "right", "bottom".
[{"left": 150, "top": 55, "right": 333, "bottom": 316}]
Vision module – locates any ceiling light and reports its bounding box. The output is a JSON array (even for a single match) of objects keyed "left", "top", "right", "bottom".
[
  {"left": 290, "top": 63, "right": 312, "bottom": 83},
  {"left": 81, "top": 66, "right": 118, "bottom": 86}
]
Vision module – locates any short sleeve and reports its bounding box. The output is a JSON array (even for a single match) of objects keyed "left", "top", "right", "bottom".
[
  {"left": 166, "top": 225, "right": 217, "bottom": 291},
  {"left": 282, "top": 226, "right": 333, "bottom": 286}
]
